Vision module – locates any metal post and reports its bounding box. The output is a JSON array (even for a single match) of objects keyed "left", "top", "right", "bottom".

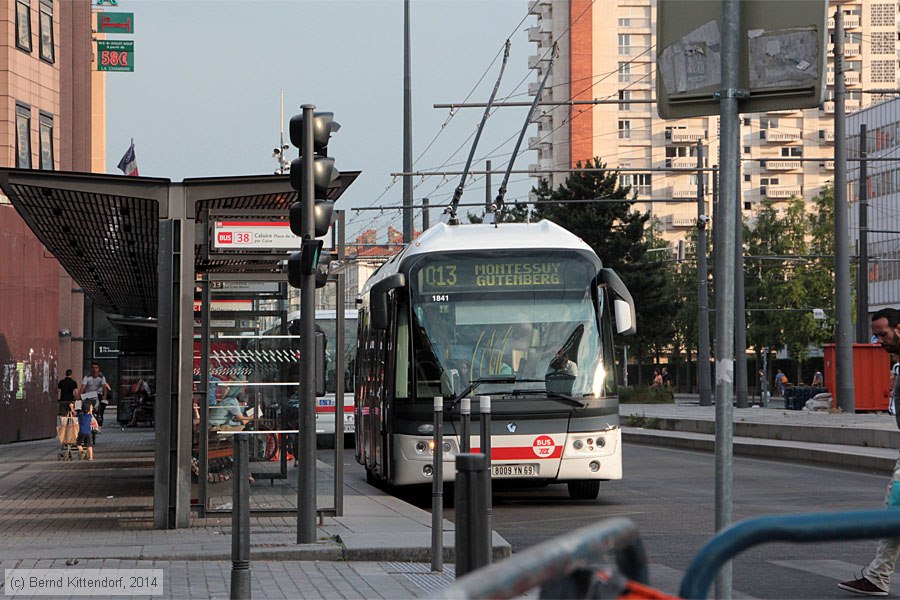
[
  {"left": 402, "top": 0, "right": 413, "bottom": 242},
  {"left": 431, "top": 396, "right": 444, "bottom": 572},
  {"left": 735, "top": 149, "right": 748, "bottom": 409},
  {"left": 623, "top": 346, "right": 628, "bottom": 387},
  {"left": 334, "top": 211, "right": 347, "bottom": 516},
  {"left": 856, "top": 124, "right": 869, "bottom": 343},
  {"left": 833, "top": 9, "right": 855, "bottom": 412},
  {"left": 231, "top": 435, "right": 251, "bottom": 600},
  {"left": 460, "top": 398, "right": 471, "bottom": 453},
  {"left": 454, "top": 453, "right": 488, "bottom": 577},
  {"left": 715, "top": 0, "right": 741, "bottom": 596},
  {"left": 697, "top": 147, "right": 712, "bottom": 406},
  {"left": 298, "top": 104, "right": 318, "bottom": 544},
  {"left": 199, "top": 276, "right": 210, "bottom": 517},
  {"left": 478, "top": 395, "right": 492, "bottom": 564},
  {"left": 422, "top": 197, "right": 430, "bottom": 231}
]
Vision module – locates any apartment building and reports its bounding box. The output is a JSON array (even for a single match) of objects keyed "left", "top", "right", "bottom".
[
  {"left": 528, "top": 0, "right": 897, "bottom": 243},
  {"left": 0, "top": 0, "right": 97, "bottom": 442},
  {"left": 848, "top": 98, "right": 900, "bottom": 314}
]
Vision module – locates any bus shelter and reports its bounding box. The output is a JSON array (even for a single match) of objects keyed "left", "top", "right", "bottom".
[{"left": 0, "top": 168, "right": 358, "bottom": 528}]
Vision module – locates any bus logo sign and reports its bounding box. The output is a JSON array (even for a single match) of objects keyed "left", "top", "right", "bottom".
[
  {"left": 532, "top": 435, "right": 555, "bottom": 458},
  {"left": 506, "top": 422, "right": 517, "bottom": 433}
]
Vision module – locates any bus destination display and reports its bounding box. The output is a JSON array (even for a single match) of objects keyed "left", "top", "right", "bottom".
[{"left": 418, "top": 259, "right": 568, "bottom": 293}]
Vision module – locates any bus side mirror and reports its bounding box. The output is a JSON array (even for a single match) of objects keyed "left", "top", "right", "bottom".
[
  {"left": 371, "top": 273, "right": 406, "bottom": 330},
  {"left": 600, "top": 268, "right": 636, "bottom": 336}
]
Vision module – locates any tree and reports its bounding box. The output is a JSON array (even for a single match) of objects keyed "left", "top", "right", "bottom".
[{"left": 531, "top": 158, "right": 677, "bottom": 383}]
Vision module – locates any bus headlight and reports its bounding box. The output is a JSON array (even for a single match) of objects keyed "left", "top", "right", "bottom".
[
  {"left": 423, "top": 465, "right": 434, "bottom": 477},
  {"left": 589, "top": 461, "right": 601, "bottom": 472},
  {"left": 573, "top": 439, "right": 584, "bottom": 450}
]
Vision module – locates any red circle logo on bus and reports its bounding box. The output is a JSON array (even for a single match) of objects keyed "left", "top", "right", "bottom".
[{"left": 532, "top": 435, "right": 555, "bottom": 458}]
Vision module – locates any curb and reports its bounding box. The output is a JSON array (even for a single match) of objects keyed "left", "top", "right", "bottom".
[{"left": 623, "top": 428, "right": 896, "bottom": 474}]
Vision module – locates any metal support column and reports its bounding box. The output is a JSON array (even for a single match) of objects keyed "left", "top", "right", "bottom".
[
  {"left": 230, "top": 435, "right": 251, "bottom": 599},
  {"left": 199, "top": 276, "right": 210, "bottom": 517},
  {"left": 735, "top": 151, "right": 748, "bottom": 409},
  {"left": 714, "top": 0, "right": 741, "bottom": 595},
  {"left": 697, "top": 145, "right": 712, "bottom": 406},
  {"left": 856, "top": 124, "right": 869, "bottom": 342},
  {"left": 334, "top": 210, "right": 347, "bottom": 516},
  {"left": 833, "top": 9, "right": 855, "bottom": 412},
  {"left": 298, "top": 104, "right": 318, "bottom": 544}
]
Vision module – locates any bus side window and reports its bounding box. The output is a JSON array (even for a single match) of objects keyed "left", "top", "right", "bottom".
[{"left": 395, "top": 300, "right": 410, "bottom": 399}]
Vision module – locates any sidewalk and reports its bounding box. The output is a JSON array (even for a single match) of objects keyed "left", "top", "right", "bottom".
[
  {"left": 0, "top": 425, "right": 508, "bottom": 598},
  {"left": 621, "top": 396, "right": 900, "bottom": 473}
]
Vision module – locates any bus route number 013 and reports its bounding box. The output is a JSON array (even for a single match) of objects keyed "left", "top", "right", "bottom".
[{"left": 100, "top": 50, "right": 130, "bottom": 67}]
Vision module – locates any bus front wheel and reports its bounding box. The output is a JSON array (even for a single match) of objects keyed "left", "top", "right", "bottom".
[{"left": 567, "top": 480, "right": 600, "bottom": 500}]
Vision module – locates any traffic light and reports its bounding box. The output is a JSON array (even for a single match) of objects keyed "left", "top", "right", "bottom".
[
  {"left": 289, "top": 111, "right": 340, "bottom": 238},
  {"left": 288, "top": 239, "right": 324, "bottom": 288}
]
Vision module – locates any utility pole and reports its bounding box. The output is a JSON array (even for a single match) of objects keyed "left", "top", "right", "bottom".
[
  {"left": 714, "top": 1, "right": 741, "bottom": 596},
  {"left": 402, "top": 0, "right": 413, "bottom": 243},
  {"left": 856, "top": 123, "right": 869, "bottom": 342},
  {"left": 735, "top": 143, "right": 748, "bottom": 409},
  {"left": 833, "top": 8, "right": 855, "bottom": 412},
  {"left": 696, "top": 145, "right": 712, "bottom": 407}
]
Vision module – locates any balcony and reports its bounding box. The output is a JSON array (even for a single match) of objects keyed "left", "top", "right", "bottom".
[
  {"left": 844, "top": 43, "right": 860, "bottom": 56},
  {"left": 670, "top": 129, "right": 705, "bottom": 143},
  {"left": 766, "top": 186, "right": 803, "bottom": 199},
  {"left": 823, "top": 130, "right": 835, "bottom": 143},
  {"left": 528, "top": 136, "right": 551, "bottom": 152},
  {"left": 528, "top": 79, "right": 553, "bottom": 96},
  {"left": 618, "top": 18, "right": 651, "bottom": 31},
  {"left": 671, "top": 215, "right": 697, "bottom": 227},
  {"left": 527, "top": 26, "right": 552, "bottom": 45},
  {"left": 671, "top": 187, "right": 698, "bottom": 199},
  {"left": 844, "top": 15, "right": 860, "bottom": 29},
  {"left": 824, "top": 160, "right": 835, "bottom": 170},
  {"left": 670, "top": 157, "right": 697, "bottom": 169},
  {"left": 763, "top": 130, "right": 801, "bottom": 143},
  {"left": 528, "top": 54, "right": 551, "bottom": 70},
  {"left": 767, "top": 108, "right": 800, "bottom": 115},
  {"left": 827, "top": 71, "right": 860, "bottom": 86},
  {"left": 763, "top": 160, "right": 802, "bottom": 171}
]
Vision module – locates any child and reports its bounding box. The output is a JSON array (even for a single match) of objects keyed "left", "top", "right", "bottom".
[{"left": 76, "top": 403, "right": 95, "bottom": 461}]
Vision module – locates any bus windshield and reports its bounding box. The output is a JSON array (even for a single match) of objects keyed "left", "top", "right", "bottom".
[{"left": 409, "top": 251, "right": 609, "bottom": 399}]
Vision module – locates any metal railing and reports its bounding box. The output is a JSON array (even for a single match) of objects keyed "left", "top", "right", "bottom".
[{"left": 436, "top": 518, "right": 647, "bottom": 599}]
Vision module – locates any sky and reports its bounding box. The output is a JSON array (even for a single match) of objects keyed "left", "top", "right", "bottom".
[{"left": 105, "top": 0, "right": 540, "bottom": 241}]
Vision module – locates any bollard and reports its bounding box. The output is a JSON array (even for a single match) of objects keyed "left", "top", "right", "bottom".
[
  {"left": 230, "top": 434, "right": 251, "bottom": 599},
  {"left": 454, "top": 453, "right": 489, "bottom": 577},
  {"left": 477, "top": 395, "right": 492, "bottom": 564},
  {"left": 460, "top": 398, "right": 471, "bottom": 452},
  {"left": 431, "top": 396, "right": 444, "bottom": 572}
]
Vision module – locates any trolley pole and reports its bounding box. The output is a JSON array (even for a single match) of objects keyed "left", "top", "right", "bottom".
[{"left": 856, "top": 124, "right": 869, "bottom": 343}]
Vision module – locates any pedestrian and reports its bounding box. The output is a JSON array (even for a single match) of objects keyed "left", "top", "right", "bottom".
[
  {"left": 57, "top": 369, "right": 79, "bottom": 416},
  {"left": 661, "top": 367, "right": 670, "bottom": 387},
  {"left": 650, "top": 369, "right": 662, "bottom": 389},
  {"left": 75, "top": 402, "right": 96, "bottom": 461},
  {"left": 812, "top": 370, "right": 824, "bottom": 388},
  {"left": 838, "top": 307, "right": 900, "bottom": 596},
  {"left": 775, "top": 369, "right": 787, "bottom": 397},
  {"left": 891, "top": 361, "right": 899, "bottom": 417},
  {"left": 79, "top": 362, "right": 111, "bottom": 443}
]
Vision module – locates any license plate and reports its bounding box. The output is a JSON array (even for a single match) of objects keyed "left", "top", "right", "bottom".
[{"left": 491, "top": 464, "right": 538, "bottom": 478}]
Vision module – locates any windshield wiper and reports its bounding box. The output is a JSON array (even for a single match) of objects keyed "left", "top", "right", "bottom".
[
  {"left": 507, "top": 387, "right": 586, "bottom": 408},
  {"left": 446, "top": 375, "right": 519, "bottom": 411}
]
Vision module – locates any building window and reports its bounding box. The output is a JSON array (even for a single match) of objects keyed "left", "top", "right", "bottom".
[
  {"left": 760, "top": 118, "right": 779, "bottom": 129},
  {"left": 16, "top": 104, "right": 32, "bottom": 169},
  {"left": 780, "top": 147, "right": 802, "bottom": 157},
  {"left": 618, "top": 34, "right": 631, "bottom": 55},
  {"left": 38, "top": 0, "right": 53, "bottom": 63},
  {"left": 618, "top": 62, "right": 631, "bottom": 83},
  {"left": 39, "top": 112, "right": 54, "bottom": 170},
  {"left": 618, "top": 120, "right": 631, "bottom": 139},
  {"left": 618, "top": 17, "right": 630, "bottom": 27},
  {"left": 16, "top": 0, "right": 32, "bottom": 53},
  {"left": 744, "top": 174, "right": 752, "bottom": 183},
  {"left": 743, "top": 146, "right": 751, "bottom": 154},
  {"left": 619, "top": 174, "right": 651, "bottom": 196},
  {"left": 618, "top": 90, "right": 631, "bottom": 111}
]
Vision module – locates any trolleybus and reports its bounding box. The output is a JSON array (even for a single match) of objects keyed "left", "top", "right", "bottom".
[{"left": 354, "top": 220, "right": 635, "bottom": 499}]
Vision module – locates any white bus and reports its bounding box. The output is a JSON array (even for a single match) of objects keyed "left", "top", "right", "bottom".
[{"left": 355, "top": 220, "right": 635, "bottom": 499}]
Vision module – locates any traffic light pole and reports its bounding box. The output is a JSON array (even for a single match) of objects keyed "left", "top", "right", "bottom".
[{"left": 298, "top": 103, "right": 318, "bottom": 544}]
